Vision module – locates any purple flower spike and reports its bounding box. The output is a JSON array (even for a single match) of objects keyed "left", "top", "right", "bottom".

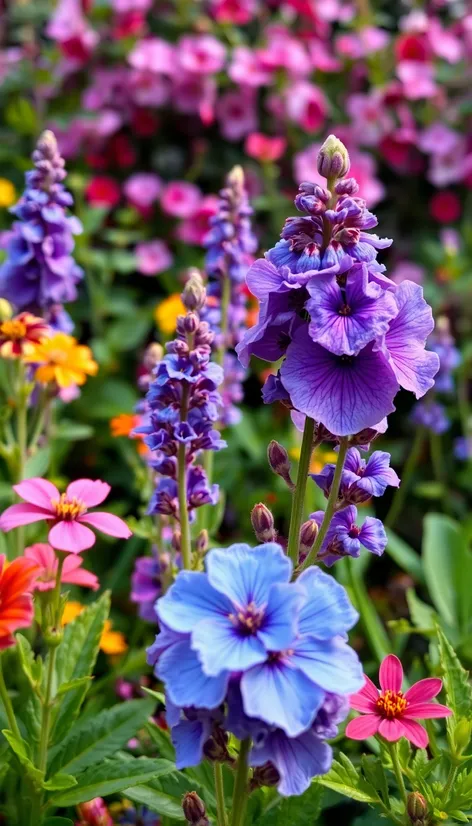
[{"left": 311, "top": 505, "right": 387, "bottom": 567}]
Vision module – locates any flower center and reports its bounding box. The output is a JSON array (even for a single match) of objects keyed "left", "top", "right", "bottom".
[
  {"left": 339, "top": 355, "right": 354, "bottom": 365},
  {"left": 229, "top": 602, "right": 265, "bottom": 636},
  {"left": 0, "top": 319, "right": 27, "bottom": 340},
  {"left": 348, "top": 524, "right": 361, "bottom": 538},
  {"left": 46, "top": 349, "right": 69, "bottom": 365},
  {"left": 376, "top": 689, "right": 408, "bottom": 719},
  {"left": 51, "top": 493, "right": 87, "bottom": 520},
  {"left": 338, "top": 303, "right": 351, "bottom": 316}
]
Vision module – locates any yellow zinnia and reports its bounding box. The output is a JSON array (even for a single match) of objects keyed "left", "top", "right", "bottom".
[
  {"left": 154, "top": 293, "right": 185, "bottom": 335},
  {"left": 25, "top": 333, "right": 98, "bottom": 388},
  {"left": 0, "top": 179, "right": 16, "bottom": 208}
]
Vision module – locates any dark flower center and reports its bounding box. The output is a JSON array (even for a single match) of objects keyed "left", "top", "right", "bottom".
[
  {"left": 338, "top": 304, "right": 351, "bottom": 316},
  {"left": 339, "top": 355, "right": 354, "bottom": 365},
  {"left": 348, "top": 524, "right": 361, "bottom": 538},
  {"left": 229, "top": 602, "right": 265, "bottom": 636}
]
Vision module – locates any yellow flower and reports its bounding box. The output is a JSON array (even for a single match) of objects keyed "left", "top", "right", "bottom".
[
  {"left": 154, "top": 293, "right": 185, "bottom": 335},
  {"left": 62, "top": 602, "right": 127, "bottom": 655},
  {"left": 0, "top": 179, "right": 16, "bottom": 208},
  {"left": 289, "top": 445, "right": 338, "bottom": 475},
  {"left": 25, "top": 333, "right": 98, "bottom": 388}
]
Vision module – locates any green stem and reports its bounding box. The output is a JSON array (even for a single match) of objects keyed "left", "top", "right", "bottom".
[
  {"left": 388, "top": 741, "right": 408, "bottom": 810},
  {"left": 429, "top": 430, "right": 445, "bottom": 486},
  {"left": 425, "top": 720, "right": 440, "bottom": 758},
  {"left": 38, "top": 554, "right": 65, "bottom": 774},
  {"left": 214, "top": 762, "right": 228, "bottom": 826},
  {"left": 385, "top": 428, "right": 424, "bottom": 530},
  {"left": 0, "top": 655, "right": 22, "bottom": 740},
  {"left": 231, "top": 738, "right": 251, "bottom": 826},
  {"left": 299, "top": 436, "right": 349, "bottom": 572},
  {"left": 443, "top": 764, "right": 459, "bottom": 799},
  {"left": 177, "top": 385, "right": 192, "bottom": 570},
  {"left": 217, "top": 275, "right": 231, "bottom": 368},
  {"left": 286, "top": 416, "right": 315, "bottom": 565},
  {"left": 347, "top": 556, "right": 390, "bottom": 662}
]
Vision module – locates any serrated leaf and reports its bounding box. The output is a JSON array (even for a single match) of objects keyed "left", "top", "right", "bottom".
[
  {"left": 361, "top": 755, "right": 389, "bottom": 804},
  {"left": 124, "top": 781, "right": 186, "bottom": 820},
  {"left": 316, "top": 754, "right": 379, "bottom": 804},
  {"left": 16, "top": 634, "right": 42, "bottom": 691},
  {"left": 42, "top": 773, "right": 77, "bottom": 791},
  {"left": 52, "top": 592, "right": 110, "bottom": 742},
  {"left": 255, "top": 783, "right": 323, "bottom": 825},
  {"left": 50, "top": 757, "right": 174, "bottom": 806},
  {"left": 48, "top": 698, "right": 155, "bottom": 776},
  {"left": 436, "top": 626, "right": 472, "bottom": 720},
  {"left": 1, "top": 729, "right": 43, "bottom": 786}
]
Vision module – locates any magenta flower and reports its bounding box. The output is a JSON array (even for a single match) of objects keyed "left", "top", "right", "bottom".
[
  {"left": 346, "top": 654, "right": 452, "bottom": 748},
  {"left": 124, "top": 173, "right": 162, "bottom": 210},
  {"left": 0, "top": 478, "right": 132, "bottom": 553},
  {"left": 136, "top": 240, "right": 173, "bottom": 276},
  {"left": 25, "top": 543, "right": 99, "bottom": 591},
  {"left": 160, "top": 181, "right": 202, "bottom": 219},
  {"left": 177, "top": 34, "right": 226, "bottom": 75}
]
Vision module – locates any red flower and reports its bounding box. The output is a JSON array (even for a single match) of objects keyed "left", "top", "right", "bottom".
[
  {"left": 0, "top": 555, "right": 39, "bottom": 649},
  {"left": 346, "top": 654, "right": 452, "bottom": 748},
  {"left": 429, "top": 191, "right": 461, "bottom": 223},
  {"left": 85, "top": 176, "right": 121, "bottom": 208},
  {"left": 0, "top": 312, "right": 49, "bottom": 359},
  {"left": 245, "top": 133, "right": 287, "bottom": 163}
]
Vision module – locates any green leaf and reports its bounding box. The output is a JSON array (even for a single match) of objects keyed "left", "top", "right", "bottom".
[
  {"left": 385, "top": 529, "right": 425, "bottom": 584},
  {"left": 5, "top": 97, "right": 37, "bottom": 134},
  {"left": 406, "top": 589, "right": 437, "bottom": 633},
  {"left": 145, "top": 721, "right": 176, "bottom": 762},
  {"left": 141, "top": 686, "right": 165, "bottom": 704},
  {"left": 42, "top": 773, "right": 77, "bottom": 791},
  {"left": 56, "top": 677, "right": 92, "bottom": 697},
  {"left": 423, "top": 514, "right": 472, "bottom": 631},
  {"left": 361, "top": 755, "right": 389, "bottom": 805},
  {"left": 24, "top": 446, "right": 51, "bottom": 478},
  {"left": 50, "top": 757, "right": 174, "bottom": 806},
  {"left": 16, "top": 634, "right": 42, "bottom": 691},
  {"left": 436, "top": 626, "right": 472, "bottom": 720},
  {"left": 255, "top": 783, "right": 324, "bottom": 825},
  {"left": 1, "top": 729, "right": 43, "bottom": 786},
  {"left": 316, "top": 753, "right": 379, "bottom": 804},
  {"left": 43, "top": 819, "right": 74, "bottom": 826},
  {"left": 107, "top": 316, "right": 151, "bottom": 352},
  {"left": 346, "top": 558, "right": 390, "bottom": 662},
  {"left": 49, "top": 698, "right": 155, "bottom": 776},
  {"left": 55, "top": 420, "right": 94, "bottom": 441},
  {"left": 124, "top": 781, "right": 185, "bottom": 820},
  {"left": 52, "top": 592, "right": 110, "bottom": 742}
]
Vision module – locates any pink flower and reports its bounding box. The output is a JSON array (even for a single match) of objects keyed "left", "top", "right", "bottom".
[
  {"left": 285, "top": 81, "right": 328, "bottom": 133},
  {"left": 258, "top": 26, "right": 309, "bottom": 76},
  {"left": 245, "top": 133, "right": 286, "bottom": 163},
  {"left": 397, "top": 60, "right": 438, "bottom": 100},
  {"left": 346, "top": 91, "right": 393, "bottom": 147},
  {"left": 172, "top": 73, "right": 216, "bottom": 121},
  {"left": 46, "top": 0, "right": 98, "bottom": 64},
  {"left": 136, "top": 240, "right": 173, "bottom": 275},
  {"left": 217, "top": 89, "right": 258, "bottom": 141},
  {"left": 210, "top": 0, "right": 257, "bottom": 25},
  {"left": 25, "top": 543, "right": 99, "bottom": 591},
  {"left": 177, "top": 34, "right": 226, "bottom": 75},
  {"left": 346, "top": 654, "right": 452, "bottom": 748},
  {"left": 0, "top": 478, "right": 132, "bottom": 554},
  {"left": 128, "top": 38, "right": 175, "bottom": 74},
  {"left": 229, "top": 46, "right": 273, "bottom": 87},
  {"left": 160, "top": 181, "right": 202, "bottom": 219},
  {"left": 176, "top": 195, "right": 219, "bottom": 245},
  {"left": 124, "top": 173, "right": 162, "bottom": 210},
  {"left": 85, "top": 176, "right": 121, "bottom": 208}
]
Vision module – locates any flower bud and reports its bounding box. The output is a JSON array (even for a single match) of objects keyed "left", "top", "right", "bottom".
[
  {"left": 334, "top": 177, "right": 359, "bottom": 196},
  {"left": 183, "top": 313, "right": 199, "bottom": 335},
  {"left": 203, "top": 725, "right": 231, "bottom": 763},
  {"left": 407, "top": 792, "right": 429, "bottom": 824},
  {"left": 299, "top": 519, "right": 318, "bottom": 555},
  {"left": 143, "top": 342, "right": 163, "bottom": 371},
  {"left": 227, "top": 164, "right": 245, "bottom": 191},
  {"left": 171, "top": 530, "right": 181, "bottom": 552},
  {"left": 0, "top": 299, "right": 12, "bottom": 321},
  {"left": 251, "top": 503, "right": 277, "bottom": 543},
  {"left": 195, "top": 529, "right": 209, "bottom": 555},
  {"left": 317, "top": 135, "right": 350, "bottom": 181},
  {"left": 182, "top": 792, "right": 209, "bottom": 826},
  {"left": 250, "top": 761, "right": 280, "bottom": 791},
  {"left": 267, "top": 440, "right": 294, "bottom": 490},
  {"left": 182, "top": 269, "right": 206, "bottom": 312}
]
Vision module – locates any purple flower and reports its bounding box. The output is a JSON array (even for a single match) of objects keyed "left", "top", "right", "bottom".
[
  {"left": 311, "top": 505, "right": 387, "bottom": 567},
  {"left": 454, "top": 436, "right": 472, "bottom": 461},
  {"left": 411, "top": 400, "right": 450, "bottom": 434},
  {"left": 428, "top": 321, "right": 461, "bottom": 395},
  {"left": 0, "top": 131, "right": 83, "bottom": 317},
  {"left": 312, "top": 448, "right": 400, "bottom": 504},
  {"left": 306, "top": 263, "right": 398, "bottom": 356},
  {"left": 280, "top": 326, "right": 399, "bottom": 436},
  {"left": 131, "top": 551, "right": 168, "bottom": 622}
]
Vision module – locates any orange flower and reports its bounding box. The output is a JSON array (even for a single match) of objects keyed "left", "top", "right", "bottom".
[
  {"left": 62, "top": 602, "right": 127, "bottom": 655},
  {"left": 25, "top": 333, "right": 98, "bottom": 388},
  {"left": 0, "top": 312, "right": 49, "bottom": 359},
  {"left": 110, "top": 413, "right": 139, "bottom": 438},
  {"left": 0, "top": 555, "right": 39, "bottom": 649}
]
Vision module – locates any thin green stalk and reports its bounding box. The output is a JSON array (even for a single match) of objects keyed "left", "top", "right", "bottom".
[
  {"left": 299, "top": 436, "right": 349, "bottom": 572},
  {"left": 286, "top": 416, "right": 315, "bottom": 565},
  {"left": 231, "top": 738, "right": 251, "bottom": 826},
  {"left": 443, "top": 764, "right": 459, "bottom": 799},
  {"left": 425, "top": 720, "right": 440, "bottom": 758},
  {"left": 217, "top": 275, "right": 231, "bottom": 368},
  {"left": 37, "top": 554, "right": 65, "bottom": 774},
  {"left": 214, "top": 762, "right": 228, "bottom": 826},
  {"left": 385, "top": 428, "right": 424, "bottom": 530},
  {"left": 0, "top": 656, "right": 21, "bottom": 740},
  {"left": 388, "top": 741, "right": 408, "bottom": 810},
  {"left": 347, "top": 556, "right": 390, "bottom": 662}
]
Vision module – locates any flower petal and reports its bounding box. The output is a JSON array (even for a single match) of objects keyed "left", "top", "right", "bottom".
[
  {"left": 0, "top": 503, "right": 52, "bottom": 531},
  {"left": 404, "top": 678, "right": 442, "bottom": 704},
  {"left": 345, "top": 714, "right": 380, "bottom": 740},
  {"left": 398, "top": 719, "right": 429, "bottom": 748},
  {"left": 290, "top": 638, "right": 364, "bottom": 696},
  {"left": 206, "top": 543, "right": 291, "bottom": 607},
  {"left": 48, "top": 520, "right": 96, "bottom": 553},
  {"left": 66, "top": 479, "right": 111, "bottom": 507},
  {"left": 172, "top": 719, "right": 211, "bottom": 770},
  {"left": 257, "top": 582, "right": 302, "bottom": 652},
  {"left": 242, "top": 658, "right": 324, "bottom": 738},
  {"left": 379, "top": 654, "right": 403, "bottom": 693},
  {"left": 378, "top": 717, "right": 404, "bottom": 741},
  {"left": 350, "top": 685, "right": 378, "bottom": 713},
  {"left": 79, "top": 511, "right": 131, "bottom": 539},
  {"left": 191, "top": 618, "right": 267, "bottom": 676},
  {"left": 403, "top": 702, "right": 452, "bottom": 720},
  {"left": 13, "top": 478, "right": 59, "bottom": 509},
  {"left": 157, "top": 571, "right": 233, "bottom": 634},
  {"left": 297, "top": 567, "right": 359, "bottom": 639},
  {"left": 157, "top": 639, "right": 229, "bottom": 710},
  {"left": 250, "top": 728, "right": 332, "bottom": 798}
]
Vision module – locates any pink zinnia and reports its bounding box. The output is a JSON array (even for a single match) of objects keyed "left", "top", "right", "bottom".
[
  {"left": 160, "top": 181, "right": 202, "bottom": 219},
  {"left": 25, "top": 543, "right": 99, "bottom": 591},
  {"left": 346, "top": 654, "right": 452, "bottom": 748},
  {"left": 0, "top": 478, "right": 132, "bottom": 554}
]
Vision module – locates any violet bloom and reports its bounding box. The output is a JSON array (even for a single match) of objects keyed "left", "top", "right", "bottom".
[
  {"left": 427, "top": 319, "right": 461, "bottom": 395},
  {"left": 312, "top": 448, "right": 400, "bottom": 504},
  {"left": 0, "top": 131, "right": 83, "bottom": 318},
  {"left": 310, "top": 505, "right": 387, "bottom": 567},
  {"left": 411, "top": 400, "right": 450, "bottom": 434},
  {"left": 131, "top": 551, "right": 168, "bottom": 622}
]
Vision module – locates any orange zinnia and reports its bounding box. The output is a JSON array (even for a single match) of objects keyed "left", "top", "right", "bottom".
[{"left": 0, "top": 555, "right": 39, "bottom": 649}]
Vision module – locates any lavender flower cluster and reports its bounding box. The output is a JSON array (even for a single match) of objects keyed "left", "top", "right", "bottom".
[
  {"left": 237, "top": 135, "right": 439, "bottom": 438},
  {"left": 203, "top": 166, "right": 257, "bottom": 426},
  {"left": 138, "top": 273, "right": 226, "bottom": 521},
  {"left": 0, "top": 130, "right": 83, "bottom": 331},
  {"left": 148, "top": 542, "right": 363, "bottom": 797}
]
